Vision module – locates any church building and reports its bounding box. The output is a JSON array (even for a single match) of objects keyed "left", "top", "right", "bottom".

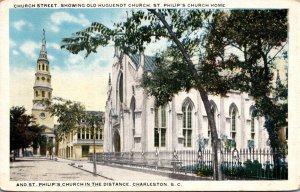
[
  {"left": 104, "top": 50, "right": 270, "bottom": 153},
  {"left": 31, "top": 29, "right": 55, "bottom": 156}
]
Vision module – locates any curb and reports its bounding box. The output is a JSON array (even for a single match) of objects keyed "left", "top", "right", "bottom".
[
  {"left": 92, "top": 162, "right": 210, "bottom": 180},
  {"left": 68, "top": 164, "right": 114, "bottom": 181}
]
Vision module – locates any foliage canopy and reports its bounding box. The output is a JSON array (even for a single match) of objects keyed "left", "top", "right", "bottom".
[{"left": 10, "top": 106, "right": 44, "bottom": 152}]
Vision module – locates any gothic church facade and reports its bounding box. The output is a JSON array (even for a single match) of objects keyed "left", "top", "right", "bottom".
[{"left": 104, "top": 51, "right": 269, "bottom": 153}]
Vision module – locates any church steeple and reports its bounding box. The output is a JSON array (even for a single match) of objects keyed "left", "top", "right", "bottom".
[
  {"left": 33, "top": 29, "right": 52, "bottom": 103},
  {"left": 32, "top": 29, "right": 54, "bottom": 128},
  {"left": 31, "top": 29, "right": 55, "bottom": 156}
]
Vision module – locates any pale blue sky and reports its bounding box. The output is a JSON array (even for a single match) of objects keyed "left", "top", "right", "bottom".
[
  {"left": 9, "top": 8, "right": 129, "bottom": 111},
  {"left": 9, "top": 8, "right": 126, "bottom": 70}
]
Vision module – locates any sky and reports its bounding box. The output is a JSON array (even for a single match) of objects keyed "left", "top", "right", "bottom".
[
  {"left": 9, "top": 8, "right": 288, "bottom": 114},
  {"left": 9, "top": 8, "right": 131, "bottom": 112}
]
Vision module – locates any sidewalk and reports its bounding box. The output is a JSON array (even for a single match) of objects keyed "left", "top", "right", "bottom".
[{"left": 60, "top": 158, "right": 178, "bottom": 181}]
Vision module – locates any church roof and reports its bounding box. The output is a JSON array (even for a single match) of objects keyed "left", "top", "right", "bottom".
[{"left": 129, "top": 54, "right": 156, "bottom": 72}]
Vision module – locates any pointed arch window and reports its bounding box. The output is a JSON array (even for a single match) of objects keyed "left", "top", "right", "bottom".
[
  {"left": 249, "top": 107, "right": 258, "bottom": 143},
  {"left": 250, "top": 112, "right": 255, "bottom": 140},
  {"left": 230, "top": 108, "right": 237, "bottom": 141},
  {"left": 154, "top": 105, "right": 167, "bottom": 148},
  {"left": 119, "top": 73, "right": 123, "bottom": 103},
  {"left": 182, "top": 103, "right": 192, "bottom": 147},
  {"left": 130, "top": 97, "right": 136, "bottom": 130}
]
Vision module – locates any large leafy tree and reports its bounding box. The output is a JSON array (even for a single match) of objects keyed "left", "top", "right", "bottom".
[
  {"left": 45, "top": 97, "right": 86, "bottom": 140},
  {"left": 60, "top": 9, "right": 287, "bottom": 180},
  {"left": 46, "top": 97, "right": 104, "bottom": 140},
  {"left": 202, "top": 10, "right": 288, "bottom": 164},
  {"left": 10, "top": 106, "right": 44, "bottom": 158},
  {"left": 143, "top": 9, "right": 288, "bottom": 170}
]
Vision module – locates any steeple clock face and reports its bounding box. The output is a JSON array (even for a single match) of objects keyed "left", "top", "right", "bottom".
[{"left": 40, "top": 112, "right": 46, "bottom": 119}]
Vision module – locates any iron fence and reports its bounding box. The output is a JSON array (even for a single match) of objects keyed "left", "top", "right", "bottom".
[{"left": 89, "top": 148, "right": 287, "bottom": 180}]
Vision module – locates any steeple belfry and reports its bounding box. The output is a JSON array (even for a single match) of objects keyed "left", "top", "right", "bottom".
[{"left": 31, "top": 29, "right": 54, "bottom": 156}]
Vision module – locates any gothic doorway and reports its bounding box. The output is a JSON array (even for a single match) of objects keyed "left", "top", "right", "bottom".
[{"left": 113, "top": 130, "right": 121, "bottom": 152}]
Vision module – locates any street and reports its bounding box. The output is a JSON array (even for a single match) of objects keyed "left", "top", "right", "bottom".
[{"left": 10, "top": 157, "right": 178, "bottom": 181}]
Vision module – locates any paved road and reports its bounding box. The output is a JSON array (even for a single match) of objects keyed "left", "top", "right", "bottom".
[
  {"left": 10, "top": 157, "right": 109, "bottom": 181},
  {"left": 10, "top": 157, "right": 177, "bottom": 181}
]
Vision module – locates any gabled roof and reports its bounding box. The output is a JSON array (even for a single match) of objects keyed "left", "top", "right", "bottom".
[
  {"left": 128, "top": 54, "right": 156, "bottom": 72},
  {"left": 144, "top": 55, "right": 156, "bottom": 72}
]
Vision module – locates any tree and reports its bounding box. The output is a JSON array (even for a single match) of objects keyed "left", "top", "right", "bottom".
[
  {"left": 45, "top": 97, "right": 86, "bottom": 140},
  {"left": 10, "top": 106, "right": 44, "bottom": 159},
  {"left": 60, "top": 9, "right": 287, "bottom": 180},
  {"left": 46, "top": 97, "right": 104, "bottom": 175},
  {"left": 201, "top": 10, "right": 288, "bottom": 165}
]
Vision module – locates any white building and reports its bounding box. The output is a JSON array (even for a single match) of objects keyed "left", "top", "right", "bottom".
[
  {"left": 31, "top": 29, "right": 55, "bottom": 156},
  {"left": 104, "top": 51, "right": 269, "bottom": 153}
]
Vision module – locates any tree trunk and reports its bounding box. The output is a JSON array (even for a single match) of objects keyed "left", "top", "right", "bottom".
[
  {"left": 197, "top": 87, "right": 221, "bottom": 180},
  {"left": 150, "top": 9, "right": 221, "bottom": 180}
]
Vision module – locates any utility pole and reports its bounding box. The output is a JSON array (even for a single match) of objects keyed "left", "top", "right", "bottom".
[{"left": 93, "top": 124, "right": 97, "bottom": 176}]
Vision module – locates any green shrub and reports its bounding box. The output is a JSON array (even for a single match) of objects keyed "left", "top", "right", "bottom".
[
  {"left": 196, "top": 165, "right": 213, "bottom": 177},
  {"left": 222, "top": 160, "right": 288, "bottom": 179},
  {"left": 244, "top": 160, "right": 262, "bottom": 178}
]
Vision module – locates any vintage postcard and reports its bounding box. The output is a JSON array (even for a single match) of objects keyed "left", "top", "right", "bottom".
[{"left": 1, "top": 0, "right": 299, "bottom": 191}]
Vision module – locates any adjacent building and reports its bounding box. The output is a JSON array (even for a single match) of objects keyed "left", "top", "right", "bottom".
[
  {"left": 57, "top": 111, "right": 104, "bottom": 160},
  {"left": 104, "top": 50, "right": 274, "bottom": 153}
]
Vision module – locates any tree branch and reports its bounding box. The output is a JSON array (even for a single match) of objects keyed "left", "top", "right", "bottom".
[{"left": 267, "top": 42, "right": 288, "bottom": 65}]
